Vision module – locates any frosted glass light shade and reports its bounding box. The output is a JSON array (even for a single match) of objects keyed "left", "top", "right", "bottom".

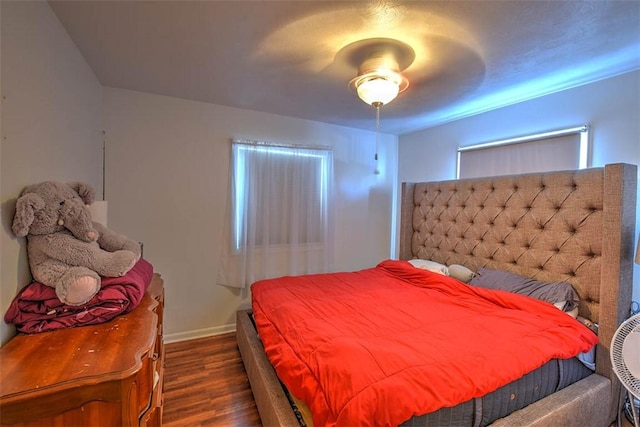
[{"left": 356, "top": 78, "right": 400, "bottom": 105}]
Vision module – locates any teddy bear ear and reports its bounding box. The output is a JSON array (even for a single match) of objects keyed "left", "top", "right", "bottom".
[
  {"left": 68, "top": 182, "right": 95, "bottom": 205},
  {"left": 12, "top": 193, "right": 46, "bottom": 237}
]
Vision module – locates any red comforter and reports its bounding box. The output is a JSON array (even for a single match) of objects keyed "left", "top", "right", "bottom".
[
  {"left": 252, "top": 259, "right": 598, "bottom": 427},
  {"left": 4, "top": 258, "right": 153, "bottom": 334}
]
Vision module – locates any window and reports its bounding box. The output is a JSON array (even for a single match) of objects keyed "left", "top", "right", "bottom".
[
  {"left": 217, "top": 139, "right": 334, "bottom": 288},
  {"left": 457, "top": 125, "right": 589, "bottom": 179},
  {"left": 233, "top": 143, "right": 329, "bottom": 250}
]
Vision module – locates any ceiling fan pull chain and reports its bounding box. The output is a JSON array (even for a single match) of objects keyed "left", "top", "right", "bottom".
[{"left": 374, "top": 103, "right": 381, "bottom": 175}]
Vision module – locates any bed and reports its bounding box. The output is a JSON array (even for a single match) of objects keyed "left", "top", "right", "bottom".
[{"left": 236, "top": 162, "right": 637, "bottom": 426}]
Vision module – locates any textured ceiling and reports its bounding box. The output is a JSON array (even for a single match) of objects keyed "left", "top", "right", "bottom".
[{"left": 48, "top": 0, "right": 640, "bottom": 135}]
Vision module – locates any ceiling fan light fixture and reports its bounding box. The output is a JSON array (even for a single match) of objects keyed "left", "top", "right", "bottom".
[
  {"left": 349, "top": 53, "right": 409, "bottom": 106},
  {"left": 355, "top": 74, "right": 402, "bottom": 106},
  {"left": 346, "top": 42, "right": 412, "bottom": 175}
]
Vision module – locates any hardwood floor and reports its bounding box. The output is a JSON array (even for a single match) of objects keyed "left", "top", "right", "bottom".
[
  {"left": 163, "top": 334, "right": 634, "bottom": 427},
  {"left": 163, "top": 333, "right": 262, "bottom": 426}
]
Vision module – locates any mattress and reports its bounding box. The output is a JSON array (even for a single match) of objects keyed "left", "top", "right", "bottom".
[{"left": 399, "top": 356, "right": 592, "bottom": 426}]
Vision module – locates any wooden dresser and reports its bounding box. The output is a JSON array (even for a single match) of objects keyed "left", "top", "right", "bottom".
[{"left": 0, "top": 274, "right": 164, "bottom": 427}]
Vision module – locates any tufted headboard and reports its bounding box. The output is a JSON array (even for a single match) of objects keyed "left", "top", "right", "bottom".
[{"left": 399, "top": 163, "right": 637, "bottom": 390}]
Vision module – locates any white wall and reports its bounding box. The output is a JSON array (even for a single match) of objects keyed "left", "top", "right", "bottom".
[
  {"left": 0, "top": 1, "right": 103, "bottom": 344},
  {"left": 103, "top": 88, "right": 398, "bottom": 341},
  {"left": 399, "top": 70, "right": 640, "bottom": 304},
  {"left": 0, "top": 0, "right": 396, "bottom": 344}
]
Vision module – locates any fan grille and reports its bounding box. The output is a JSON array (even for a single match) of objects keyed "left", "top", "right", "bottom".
[{"left": 611, "top": 314, "right": 640, "bottom": 399}]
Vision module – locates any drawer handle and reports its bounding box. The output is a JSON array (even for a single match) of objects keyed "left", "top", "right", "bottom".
[{"left": 152, "top": 352, "right": 159, "bottom": 361}]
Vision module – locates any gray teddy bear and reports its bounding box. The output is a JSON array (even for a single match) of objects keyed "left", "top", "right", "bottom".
[{"left": 12, "top": 181, "right": 141, "bottom": 306}]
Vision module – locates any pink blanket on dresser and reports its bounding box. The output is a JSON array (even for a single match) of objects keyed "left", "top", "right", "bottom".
[{"left": 4, "top": 258, "right": 154, "bottom": 334}]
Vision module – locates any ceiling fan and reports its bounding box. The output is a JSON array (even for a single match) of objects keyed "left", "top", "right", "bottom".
[{"left": 346, "top": 38, "right": 414, "bottom": 107}]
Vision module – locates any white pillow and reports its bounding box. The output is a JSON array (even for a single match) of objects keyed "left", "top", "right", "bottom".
[
  {"left": 553, "top": 301, "right": 579, "bottom": 318},
  {"left": 408, "top": 259, "right": 449, "bottom": 276}
]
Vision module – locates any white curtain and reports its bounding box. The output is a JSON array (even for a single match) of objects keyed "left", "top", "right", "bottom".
[{"left": 217, "top": 139, "right": 334, "bottom": 288}]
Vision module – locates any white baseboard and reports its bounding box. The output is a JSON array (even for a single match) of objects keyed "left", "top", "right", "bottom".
[{"left": 164, "top": 323, "right": 236, "bottom": 344}]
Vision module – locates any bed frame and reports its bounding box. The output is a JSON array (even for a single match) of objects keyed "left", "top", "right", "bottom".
[{"left": 237, "top": 163, "right": 637, "bottom": 426}]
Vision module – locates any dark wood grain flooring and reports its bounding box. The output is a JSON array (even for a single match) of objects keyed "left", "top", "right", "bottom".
[
  {"left": 162, "top": 333, "right": 632, "bottom": 427},
  {"left": 162, "top": 333, "right": 262, "bottom": 427}
]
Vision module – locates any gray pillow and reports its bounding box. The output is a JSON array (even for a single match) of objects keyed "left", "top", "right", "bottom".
[
  {"left": 448, "top": 264, "right": 476, "bottom": 283},
  {"left": 469, "top": 267, "right": 579, "bottom": 313}
]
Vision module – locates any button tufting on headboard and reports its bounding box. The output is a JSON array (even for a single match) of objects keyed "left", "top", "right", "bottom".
[{"left": 401, "top": 165, "right": 637, "bottom": 340}]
